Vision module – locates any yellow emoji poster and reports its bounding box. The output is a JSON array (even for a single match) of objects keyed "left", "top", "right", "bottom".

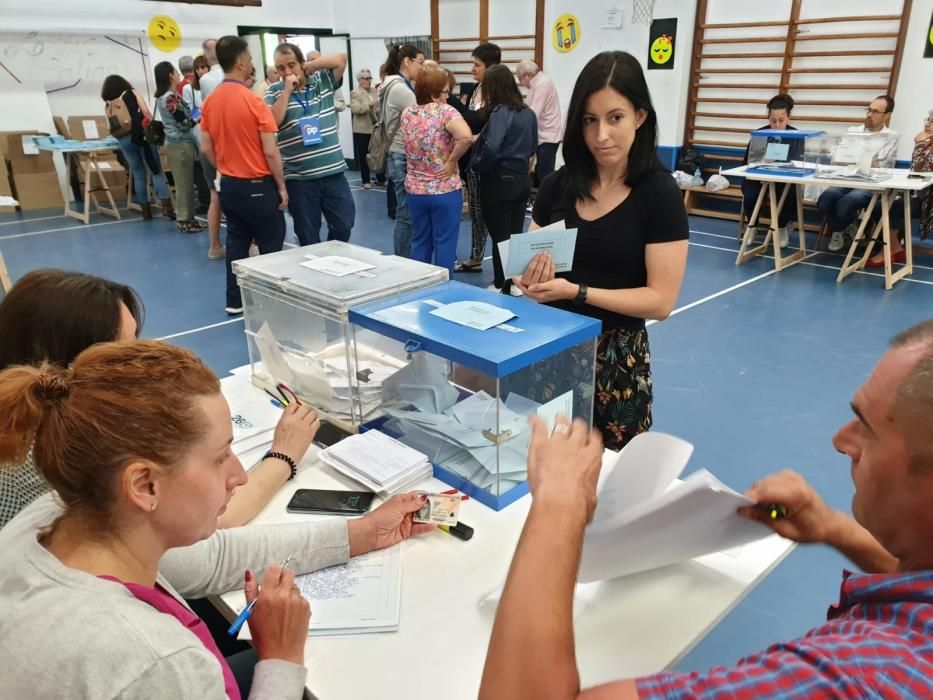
[
  {"left": 647, "top": 18, "right": 676, "bottom": 70},
  {"left": 552, "top": 14, "right": 581, "bottom": 53},
  {"left": 925, "top": 10, "right": 933, "bottom": 58},
  {"left": 148, "top": 15, "right": 182, "bottom": 53}
]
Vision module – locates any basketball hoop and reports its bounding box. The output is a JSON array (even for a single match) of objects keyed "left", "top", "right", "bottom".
[{"left": 632, "top": 0, "right": 655, "bottom": 25}]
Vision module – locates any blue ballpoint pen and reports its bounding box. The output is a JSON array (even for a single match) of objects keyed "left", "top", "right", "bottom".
[{"left": 227, "top": 554, "right": 295, "bottom": 636}]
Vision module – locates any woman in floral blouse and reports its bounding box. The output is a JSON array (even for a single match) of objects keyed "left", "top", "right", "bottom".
[
  {"left": 155, "top": 61, "right": 203, "bottom": 233},
  {"left": 401, "top": 65, "right": 472, "bottom": 271}
]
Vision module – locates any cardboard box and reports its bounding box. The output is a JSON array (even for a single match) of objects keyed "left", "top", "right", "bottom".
[
  {"left": 11, "top": 170, "right": 63, "bottom": 210},
  {"left": 77, "top": 156, "right": 127, "bottom": 195},
  {"left": 67, "top": 116, "right": 109, "bottom": 141},
  {"left": 2, "top": 131, "right": 55, "bottom": 174},
  {"left": 53, "top": 116, "right": 70, "bottom": 139}
]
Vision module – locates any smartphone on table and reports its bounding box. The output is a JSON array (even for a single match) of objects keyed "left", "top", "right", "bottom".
[
  {"left": 286, "top": 488, "right": 374, "bottom": 515},
  {"left": 313, "top": 420, "right": 353, "bottom": 448}
]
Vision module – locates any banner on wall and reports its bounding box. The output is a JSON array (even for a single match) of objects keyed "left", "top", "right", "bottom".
[
  {"left": 925, "top": 10, "right": 933, "bottom": 58},
  {"left": 647, "top": 18, "right": 676, "bottom": 70}
]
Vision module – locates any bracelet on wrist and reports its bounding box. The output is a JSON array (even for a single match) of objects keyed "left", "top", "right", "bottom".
[{"left": 263, "top": 450, "right": 297, "bottom": 480}]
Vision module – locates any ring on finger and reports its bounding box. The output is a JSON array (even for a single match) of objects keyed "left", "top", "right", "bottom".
[{"left": 552, "top": 423, "right": 569, "bottom": 435}]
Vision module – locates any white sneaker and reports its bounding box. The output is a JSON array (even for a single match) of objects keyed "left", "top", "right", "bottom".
[
  {"left": 485, "top": 284, "right": 499, "bottom": 292},
  {"left": 248, "top": 244, "right": 260, "bottom": 257},
  {"left": 508, "top": 285, "right": 523, "bottom": 297},
  {"left": 777, "top": 226, "right": 789, "bottom": 249},
  {"left": 224, "top": 306, "right": 243, "bottom": 315},
  {"left": 743, "top": 225, "right": 758, "bottom": 241},
  {"left": 363, "top": 183, "right": 372, "bottom": 190},
  {"left": 828, "top": 231, "right": 846, "bottom": 252}
]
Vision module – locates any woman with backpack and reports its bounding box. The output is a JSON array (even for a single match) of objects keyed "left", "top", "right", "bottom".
[
  {"left": 379, "top": 44, "right": 424, "bottom": 258},
  {"left": 101, "top": 75, "right": 175, "bottom": 221},
  {"left": 154, "top": 62, "right": 204, "bottom": 233}
]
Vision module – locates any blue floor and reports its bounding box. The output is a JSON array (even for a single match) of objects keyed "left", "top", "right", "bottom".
[{"left": 3, "top": 175, "right": 932, "bottom": 675}]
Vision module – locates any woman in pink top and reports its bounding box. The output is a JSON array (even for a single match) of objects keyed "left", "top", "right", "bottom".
[{"left": 401, "top": 65, "right": 472, "bottom": 271}]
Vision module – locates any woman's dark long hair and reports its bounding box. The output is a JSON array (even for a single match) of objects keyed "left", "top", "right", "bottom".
[
  {"left": 481, "top": 64, "right": 525, "bottom": 113},
  {"left": 383, "top": 44, "right": 420, "bottom": 77},
  {"left": 154, "top": 61, "right": 175, "bottom": 99},
  {"left": 191, "top": 55, "right": 209, "bottom": 91},
  {"left": 0, "top": 269, "right": 144, "bottom": 371},
  {"left": 100, "top": 74, "right": 133, "bottom": 102},
  {"left": 562, "top": 51, "right": 661, "bottom": 200}
]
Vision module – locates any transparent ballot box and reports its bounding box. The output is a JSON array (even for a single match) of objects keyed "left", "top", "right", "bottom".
[
  {"left": 811, "top": 131, "right": 898, "bottom": 183},
  {"left": 232, "top": 241, "right": 448, "bottom": 430},
  {"left": 746, "top": 129, "right": 826, "bottom": 177},
  {"left": 348, "top": 281, "right": 601, "bottom": 510}
]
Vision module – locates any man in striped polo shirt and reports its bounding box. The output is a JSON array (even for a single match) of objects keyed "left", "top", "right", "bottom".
[
  {"left": 481, "top": 318, "right": 933, "bottom": 699},
  {"left": 266, "top": 43, "right": 355, "bottom": 246}
]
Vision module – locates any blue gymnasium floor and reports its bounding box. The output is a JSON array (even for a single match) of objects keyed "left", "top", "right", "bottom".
[{"left": 2, "top": 175, "right": 932, "bottom": 675}]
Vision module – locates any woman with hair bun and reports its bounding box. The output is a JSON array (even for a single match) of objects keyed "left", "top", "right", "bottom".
[{"left": 0, "top": 339, "right": 434, "bottom": 698}]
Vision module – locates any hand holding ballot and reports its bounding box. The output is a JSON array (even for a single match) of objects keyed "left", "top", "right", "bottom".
[{"left": 527, "top": 414, "right": 604, "bottom": 521}]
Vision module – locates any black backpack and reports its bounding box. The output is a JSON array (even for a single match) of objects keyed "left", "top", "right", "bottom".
[{"left": 677, "top": 148, "right": 706, "bottom": 174}]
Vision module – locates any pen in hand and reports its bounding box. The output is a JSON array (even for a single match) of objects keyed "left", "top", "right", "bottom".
[{"left": 227, "top": 554, "right": 294, "bottom": 637}]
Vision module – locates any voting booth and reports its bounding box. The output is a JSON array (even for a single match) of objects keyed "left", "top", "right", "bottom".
[
  {"left": 349, "top": 280, "right": 601, "bottom": 511},
  {"left": 233, "top": 242, "right": 448, "bottom": 430},
  {"left": 745, "top": 129, "right": 825, "bottom": 177}
]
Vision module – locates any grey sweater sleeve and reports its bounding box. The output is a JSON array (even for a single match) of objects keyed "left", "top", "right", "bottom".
[
  {"left": 115, "top": 647, "right": 308, "bottom": 700},
  {"left": 159, "top": 518, "right": 350, "bottom": 598}
]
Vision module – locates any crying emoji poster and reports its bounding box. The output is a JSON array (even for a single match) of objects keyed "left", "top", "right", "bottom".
[{"left": 552, "top": 14, "right": 581, "bottom": 53}]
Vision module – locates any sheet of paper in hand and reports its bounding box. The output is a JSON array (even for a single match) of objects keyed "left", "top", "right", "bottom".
[{"left": 414, "top": 494, "right": 461, "bottom": 525}]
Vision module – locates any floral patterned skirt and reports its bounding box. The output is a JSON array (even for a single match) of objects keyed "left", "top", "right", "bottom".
[{"left": 594, "top": 326, "right": 652, "bottom": 451}]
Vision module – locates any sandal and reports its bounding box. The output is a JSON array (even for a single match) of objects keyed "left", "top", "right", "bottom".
[
  {"left": 178, "top": 221, "right": 204, "bottom": 233},
  {"left": 454, "top": 261, "right": 483, "bottom": 273}
]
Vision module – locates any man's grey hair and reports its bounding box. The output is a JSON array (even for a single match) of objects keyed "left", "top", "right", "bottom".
[
  {"left": 178, "top": 55, "right": 194, "bottom": 73},
  {"left": 356, "top": 68, "right": 373, "bottom": 81},
  {"left": 890, "top": 319, "right": 933, "bottom": 469},
  {"left": 516, "top": 59, "right": 539, "bottom": 79}
]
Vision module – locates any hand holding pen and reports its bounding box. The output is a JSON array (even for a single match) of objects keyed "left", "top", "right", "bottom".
[
  {"left": 738, "top": 469, "right": 841, "bottom": 545},
  {"left": 230, "top": 556, "right": 310, "bottom": 665}
]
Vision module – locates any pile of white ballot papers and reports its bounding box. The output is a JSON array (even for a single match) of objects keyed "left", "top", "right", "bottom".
[
  {"left": 222, "top": 375, "right": 282, "bottom": 470},
  {"left": 319, "top": 430, "right": 432, "bottom": 497},
  {"left": 578, "top": 432, "right": 774, "bottom": 582}
]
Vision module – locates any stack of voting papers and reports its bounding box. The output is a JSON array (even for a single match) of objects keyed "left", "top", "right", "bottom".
[
  {"left": 239, "top": 546, "right": 401, "bottom": 638},
  {"left": 319, "top": 430, "right": 432, "bottom": 497},
  {"left": 222, "top": 375, "right": 282, "bottom": 470},
  {"left": 578, "top": 432, "right": 774, "bottom": 582},
  {"left": 251, "top": 321, "right": 401, "bottom": 420}
]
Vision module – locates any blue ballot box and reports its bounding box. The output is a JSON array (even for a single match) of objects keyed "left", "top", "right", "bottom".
[
  {"left": 233, "top": 242, "right": 448, "bottom": 431},
  {"left": 349, "top": 280, "right": 601, "bottom": 510},
  {"left": 745, "top": 128, "right": 825, "bottom": 177}
]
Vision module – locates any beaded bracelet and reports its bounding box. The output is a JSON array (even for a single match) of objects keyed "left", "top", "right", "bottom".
[{"left": 263, "top": 450, "right": 297, "bottom": 480}]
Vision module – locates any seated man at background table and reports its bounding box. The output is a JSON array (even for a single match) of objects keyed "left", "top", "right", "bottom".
[
  {"left": 817, "top": 95, "right": 899, "bottom": 252},
  {"left": 480, "top": 318, "right": 933, "bottom": 699}
]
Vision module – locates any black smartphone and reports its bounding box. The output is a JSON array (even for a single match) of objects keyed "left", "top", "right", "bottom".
[
  {"left": 286, "top": 488, "right": 374, "bottom": 515},
  {"left": 313, "top": 420, "right": 353, "bottom": 448}
]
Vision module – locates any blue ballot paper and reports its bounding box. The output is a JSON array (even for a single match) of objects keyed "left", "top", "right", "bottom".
[{"left": 502, "top": 224, "right": 577, "bottom": 278}]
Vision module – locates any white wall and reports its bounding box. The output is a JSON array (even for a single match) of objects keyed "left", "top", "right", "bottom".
[
  {"left": 0, "top": 0, "right": 335, "bottom": 128},
  {"left": 892, "top": 0, "right": 933, "bottom": 155},
  {"left": 542, "top": 0, "right": 697, "bottom": 147}
]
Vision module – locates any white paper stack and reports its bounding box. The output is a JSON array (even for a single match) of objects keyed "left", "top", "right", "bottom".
[
  {"left": 319, "top": 430, "right": 432, "bottom": 497},
  {"left": 221, "top": 375, "right": 281, "bottom": 471}
]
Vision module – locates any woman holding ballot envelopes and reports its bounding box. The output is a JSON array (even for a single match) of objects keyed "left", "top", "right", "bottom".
[
  {"left": 0, "top": 339, "right": 434, "bottom": 699},
  {"left": 513, "top": 51, "right": 688, "bottom": 450}
]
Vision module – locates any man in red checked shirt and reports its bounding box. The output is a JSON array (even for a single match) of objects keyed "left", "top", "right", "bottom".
[{"left": 481, "top": 318, "right": 933, "bottom": 700}]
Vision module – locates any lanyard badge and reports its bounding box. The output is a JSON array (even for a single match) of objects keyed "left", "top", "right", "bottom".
[{"left": 292, "top": 87, "right": 323, "bottom": 146}]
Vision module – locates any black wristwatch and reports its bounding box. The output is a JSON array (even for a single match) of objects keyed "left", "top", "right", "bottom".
[{"left": 573, "top": 283, "right": 588, "bottom": 306}]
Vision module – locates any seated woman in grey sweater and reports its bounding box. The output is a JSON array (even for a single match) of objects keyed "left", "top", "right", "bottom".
[{"left": 0, "top": 340, "right": 433, "bottom": 699}]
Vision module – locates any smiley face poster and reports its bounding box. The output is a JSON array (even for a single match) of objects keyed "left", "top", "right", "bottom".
[
  {"left": 925, "top": 10, "right": 933, "bottom": 58},
  {"left": 647, "top": 18, "right": 677, "bottom": 70}
]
